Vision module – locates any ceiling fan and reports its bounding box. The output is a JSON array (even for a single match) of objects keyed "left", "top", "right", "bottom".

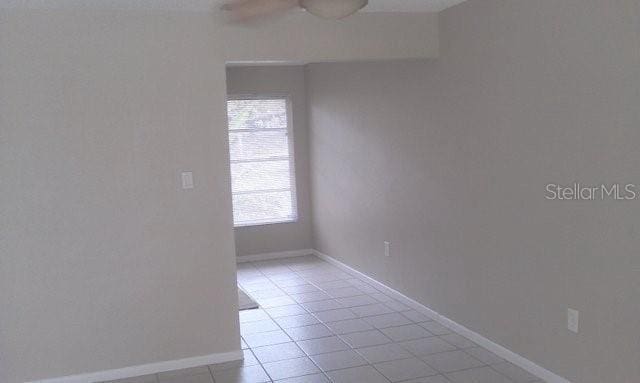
[{"left": 221, "top": 0, "right": 369, "bottom": 21}]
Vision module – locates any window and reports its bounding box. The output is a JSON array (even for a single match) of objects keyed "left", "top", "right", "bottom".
[{"left": 227, "top": 97, "right": 298, "bottom": 227}]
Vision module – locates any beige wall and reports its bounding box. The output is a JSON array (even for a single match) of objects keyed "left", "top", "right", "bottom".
[
  {"left": 307, "top": 1, "right": 640, "bottom": 382},
  {"left": 219, "top": 11, "right": 439, "bottom": 64},
  {"left": 0, "top": 10, "right": 240, "bottom": 383},
  {"left": 226, "top": 66, "right": 313, "bottom": 256},
  {"left": 0, "top": 7, "right": 437, "bottom": 383}
]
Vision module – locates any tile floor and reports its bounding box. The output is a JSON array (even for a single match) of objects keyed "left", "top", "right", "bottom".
[{"left": 106, "top": 255, "right": 545, "bottom": 383}]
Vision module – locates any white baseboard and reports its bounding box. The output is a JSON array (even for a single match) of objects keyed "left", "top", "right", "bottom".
[
  {"left": 34, "top": 249, "right": 568, "bottom": 383},
  {"left": 236, "top": 248, "right": 314, "bottom": 263},
  {"left": 26, "top": 350, "right": 243, "bottom": 383},
  {"left": 312, "top": 249, "right": 571, "bottom": 383}
]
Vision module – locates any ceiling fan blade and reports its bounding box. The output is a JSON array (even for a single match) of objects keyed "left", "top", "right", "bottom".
[
  {"left": 300, "top": 0, "right": 368, "bottom": 19},
  {"left": 221, "top": 0, "right": 300, "bottom": 21}
]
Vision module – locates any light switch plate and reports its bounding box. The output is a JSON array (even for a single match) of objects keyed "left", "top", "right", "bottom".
[
  {"left": 181, "top": 171, "right": 194, "bottom": 189},
  {"left": 567, "top": 308, "right": 579, "bottom": 333}
]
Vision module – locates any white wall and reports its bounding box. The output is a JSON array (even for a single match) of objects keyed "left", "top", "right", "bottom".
[
  {"left": 0, "top": 10, "right": 240, "bottom": 383},
  {"left": 0, "top": 9, "right": 239, "bottom": 382},
  {"left": 226, "top": 66, "right": 313, "bottom": 256},
  {"left": 307, "top": 1, "right": 640, "bottom": 382},
  {"left": 218, "top": 11, "right": 439, "bottom": 64},
  {"left": 0, "top": 7, "right": 438, "bottom": 383}
]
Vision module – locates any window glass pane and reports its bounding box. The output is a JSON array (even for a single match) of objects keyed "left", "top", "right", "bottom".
[
  {"left": 227, "top": 98, "right": 297, "bottom": 226},
  {"left": 229, "top": 130, "right": 289, "bottom": 162},
  {"left": 232, "top": 191, "right": 295, "bottom": 225},
  {"left": 227, "top": 99, "right": 287, "bottom": 130},
  {"left": 231, "top": 160, "right": 291, "bottom": 193}
]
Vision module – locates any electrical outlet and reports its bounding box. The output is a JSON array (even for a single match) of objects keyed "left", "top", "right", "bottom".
[
  {"left": 384, "top": 241, "right": 391, "bottom": 257},
  {"left": 181, "top": 171, "right": 194, "bottom": 189},
  {"left": 567, "top": 308, "right": 579, "bottom": 333}
]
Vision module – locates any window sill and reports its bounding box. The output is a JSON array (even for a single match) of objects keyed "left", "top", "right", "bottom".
[{"left": 234, "top": 218, "right": 298, "bottom": 228}]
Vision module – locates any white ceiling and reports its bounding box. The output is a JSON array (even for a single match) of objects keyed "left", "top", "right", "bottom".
[{"left": 0, "top": 0, "right": 469, "bottom": 13}]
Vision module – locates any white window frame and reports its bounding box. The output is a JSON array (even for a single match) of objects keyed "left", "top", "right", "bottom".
[{"left": 227, "top": 94, "right": 298, "bottom": 228}]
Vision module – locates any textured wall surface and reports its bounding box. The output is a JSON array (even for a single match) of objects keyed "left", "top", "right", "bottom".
[
  {"left": 307, "top": 1, "right": 640, "bottom": 382},
  {"left": 0, "top": 10, "right": 240, "bottom": 383}
]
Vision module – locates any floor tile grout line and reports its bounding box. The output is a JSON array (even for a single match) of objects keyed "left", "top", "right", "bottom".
[
  {"left": 253, "top": 258, "right": 402, "bottom": 382},
  {"left": 254, "top": 259, "right": 406, "bottom": 383},
  {"left": 245, "top": 347, "right": 274, "bottom": 383},
  {"left": 253, "top": 264, "right": 332, "bottom": 382},
  {"left": 247, "top": 261, "right": 291, "bottom": 382},
  {"left": 237, "top": 256, "right": 521, "bottom": 383},
  {"left": 254, "top": 258, "right": 391, "bottom": 382}
]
